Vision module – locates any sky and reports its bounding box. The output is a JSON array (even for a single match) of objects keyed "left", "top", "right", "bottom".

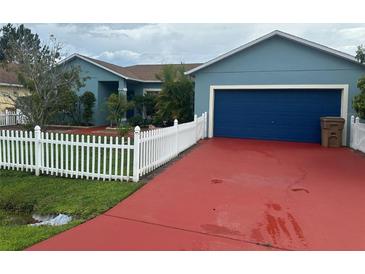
[{"left": 12, "top": 23, "right": 365, "bottom": 66}]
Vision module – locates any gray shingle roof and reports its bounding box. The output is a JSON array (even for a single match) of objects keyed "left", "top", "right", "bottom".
[
  {"left": 0, "top": 66, "right": 20, "bottom": 85},
  {"left": 64, "top": 54, "right": 202, "bottom": 82}
]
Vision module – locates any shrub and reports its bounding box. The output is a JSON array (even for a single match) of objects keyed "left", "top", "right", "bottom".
[
  {"left": 117, "top": 125, "right": 132, "bottom": 137},
  {"left": 107, "top": 93, "right": 134, "bottom": 127},
  {"left": 153, "top": 116, "right": 171, "bottom": 127},
  {"left": 353, "top": 76, "right": 365, "bottom": 119},
  {"left": 80, "top": 91, "right": 96, "bottom": 125},
  {"left": 128, "top": 115, "right": 144, "bottom": 127},
  {"left": 143, "top": 118, "right": 153, "bottom": 126}
]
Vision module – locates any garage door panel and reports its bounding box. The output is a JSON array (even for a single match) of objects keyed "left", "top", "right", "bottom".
[{"left": 214, "top": 89, "right": 341, "bottom": 143}]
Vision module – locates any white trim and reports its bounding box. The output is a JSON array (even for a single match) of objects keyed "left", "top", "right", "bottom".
[
  {"left": 208, "top": 84, "right": 349, "bottom": 145},
  {"left": 142, "top": 88, "right": 162, "bottom": 95},
  {"left": 0, "top": 82, "right": 23, "bottom": 88},
  {"left": 59, "top": 53, "right": 162, "bottom": 83},
  {"left": 186, "top": 30, "right": 362, "bottom": 75}
]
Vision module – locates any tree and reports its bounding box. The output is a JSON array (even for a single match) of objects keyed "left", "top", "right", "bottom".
[
  {"left": 106, "top": 93, "right": 134, "bottom": 127},
  {"left": 143, "top": 92, "right": 158, "bottom": 118},
  {"left": 0, "top": 24, "right": 84, "bottom": 127},
  {"left": 353, "top": 77, "right": 365, "bottom": 119},
  {"left": 133, "top": 93, "right": 158, "bottom": 118},
  {"left": 353, "top": 45, "right": 365, "bottom": 119},
  {"left": 356, "top": 45, "right": 365, "bottom": 64},
  {"left": 132, "top": 95, "right": 146, "bottom": 117},
  {"left": 80, "top": 91, "right": 96, "bottom": 125},
  {"left": 154, "top": 64, "right": 194, "bottom": 125},
  {"left": 57, "top": 89, "right": 81, "bottom": 125}
]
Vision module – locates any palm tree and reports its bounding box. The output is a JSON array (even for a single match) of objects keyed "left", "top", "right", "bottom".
[
  {"left": 106, "top": 93, "right": 134, "bottom": 127},
  {"left": 155, "top": 64, "right": 194, "bottom": 125}
]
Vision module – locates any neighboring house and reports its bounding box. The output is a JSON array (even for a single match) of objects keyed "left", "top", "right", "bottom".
[
  {"left": 0, "top": 67, "right": 28, "bottom": 112},
  {"left": 61, "top": 54, "right": 201, "bottom": 125},
  {"left": 186, "top": 30, "right": 365, "bottom": 145}
]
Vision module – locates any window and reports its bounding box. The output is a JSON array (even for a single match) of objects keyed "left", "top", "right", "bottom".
[{"left": 143, "top": 88, "right": 161, "bottom": 96}]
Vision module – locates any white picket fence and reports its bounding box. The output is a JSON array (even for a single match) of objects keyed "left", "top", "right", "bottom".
[
  {"left": 136, "top": 113, "right": 207, "bottom": 177},
  {"left": 350, "top": 115, "right": 365, "bottom": 154},
  {"left": 0, "top": 109, "right": 27, "bottom": 126},
  {"left": 0, "top": 112, "right": 207, "bottom": 182}
]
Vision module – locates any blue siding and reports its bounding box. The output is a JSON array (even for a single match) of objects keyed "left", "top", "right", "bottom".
[
  {"left": 66, "top": 58, "right": 162, "bottom": 125},
  {"left": 67, "top": 58, "right": 126, "bottom": 125},
  {"left": 193, "top": 36, "right": 365, "bottom": 144},
  {"left": 126, "top": 81, "right": 162, "bottom": 117},
  {"left": 214, "top": 89, "right": 341, "bottom": 143}
]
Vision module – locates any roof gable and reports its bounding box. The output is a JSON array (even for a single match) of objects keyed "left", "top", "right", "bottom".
[
  {"left": 186, "top": 30, "right": 364, "bottom": 75},
  {"left": 60, "top": 54, "right": 145, "bottom": 82}
]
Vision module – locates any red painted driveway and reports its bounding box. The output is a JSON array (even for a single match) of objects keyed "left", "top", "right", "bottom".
[{"left": 28, "top": 138, "right": 365, "bottom": 250}]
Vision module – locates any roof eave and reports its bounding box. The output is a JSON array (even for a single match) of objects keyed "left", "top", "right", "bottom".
[{"left": 60, "top": 53, "right": 162, "bottom": 83}]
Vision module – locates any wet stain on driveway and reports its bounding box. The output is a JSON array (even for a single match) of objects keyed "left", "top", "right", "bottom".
[{"left": 250, "top": 203, "right": 307, "bottom": 248}]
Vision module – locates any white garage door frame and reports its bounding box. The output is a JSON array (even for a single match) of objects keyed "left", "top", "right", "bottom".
[{"left": 208, "top": 84, "right": 349, "bottom": 145}]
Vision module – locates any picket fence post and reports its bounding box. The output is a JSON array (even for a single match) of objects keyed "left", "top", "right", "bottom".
[
  {"left": 194, "top": 114, "right": 198, "bottom": 143},
  {"left": 174, "top": 119, "right": 179, "bottom": 156},
  {"left": 34, "top": 125, "right": 41, "bottom": 176},
  {"left": 5, "top": 109, "right": 9, "bottom": 126},
  {"left": 16, "top": 109, "right": 21, "bottom": 124},
  {"left": 133, "top": 126, "right": 141, "bottom": 182},
  {"left": 350, "top": 115, "right": 355, "bottom": 148},
  {"left": 203, "top": 112, "right": 207, "bottom": 138},
  {"left": 355, "top": 116, "right": 360, "bottom": 149}
]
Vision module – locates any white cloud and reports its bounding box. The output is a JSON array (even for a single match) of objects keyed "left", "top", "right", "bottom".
[
  {"left": 338, "top": 27, "right": 365, "bottom": 40},
  {"left": 21, "top": 23, "right": 365, "bottom": 66},
  {"left": 94, "top": 50, "right": 141, "bottom": 62}
]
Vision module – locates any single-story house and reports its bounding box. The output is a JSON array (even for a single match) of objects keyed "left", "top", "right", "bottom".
[
  {"left": 0, "top": 67, "right": 29, "bottom": 112},
  {"left": 186, "top": 30, "right": 365, "bottom": 145},
  {"left": 61, "top": 54, "right": 200, "bottom": 125}
]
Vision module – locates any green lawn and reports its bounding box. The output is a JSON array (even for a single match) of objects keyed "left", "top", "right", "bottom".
[{"left": 0, "top": 169, "right": 143, "bottom": 250}]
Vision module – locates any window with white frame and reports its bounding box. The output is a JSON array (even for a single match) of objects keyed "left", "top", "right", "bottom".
[{"left": 143, "top": 88, "right": 161, "bottom": 95}]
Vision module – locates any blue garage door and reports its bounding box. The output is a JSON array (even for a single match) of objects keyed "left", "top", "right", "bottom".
[{"left": 214, "top": 89, "right": 341, "bottom": 143}]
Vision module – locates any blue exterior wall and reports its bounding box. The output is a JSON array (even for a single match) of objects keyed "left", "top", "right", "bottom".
[
  {"left": 68, "top": 58, "right": 127, "bottom": 125},
  {"left": 193, "top": 36, "right": 365, "bottom": 142},
  {"left": 68, "top": 58, "right": 162, "bottom": 125},
  {"left": 98, "top": 81, "right": 119, "bottom": 124},
  {"left": 126, "top": 81, "right": 162, "bottom": 117},
  {"left": 127, "top": 81, "right": 162, "bottom": 97}
]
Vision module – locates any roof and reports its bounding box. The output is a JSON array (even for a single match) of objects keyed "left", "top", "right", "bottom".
[
  {"left": 0, "top": 66, "right": 22, "bottom": 86},
  {"left": 81, "top": 55, "right": 141, "bottom": 80},
  {"left": 61, "top": 53, "right": 201, "bottom": 82},
  {"left": 185, "top": 30, "right": 363, "bottom": 75},
  {"left": 125, "top": 63, "right": 201, "bottom": 81}
]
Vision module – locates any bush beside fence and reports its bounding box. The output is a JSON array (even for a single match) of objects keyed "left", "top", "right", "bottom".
[
  {"left": 0, "top": 112, "right": 207, "bottom": 182},
  {"left": 350, "top": 115, "right": 365, "bottom": 154}
]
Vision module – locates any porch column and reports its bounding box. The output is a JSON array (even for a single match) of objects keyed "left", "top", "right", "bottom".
[{"left": 118, "top": 87, "right": 128, "bottom": 122}]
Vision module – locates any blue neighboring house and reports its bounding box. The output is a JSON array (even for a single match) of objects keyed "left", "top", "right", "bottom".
[
  {"left": 61, "top": 53, "right": 200, "bottom": 125},
  {"left": 186, "top": 30, "right": 365, "bottom": 145}
]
